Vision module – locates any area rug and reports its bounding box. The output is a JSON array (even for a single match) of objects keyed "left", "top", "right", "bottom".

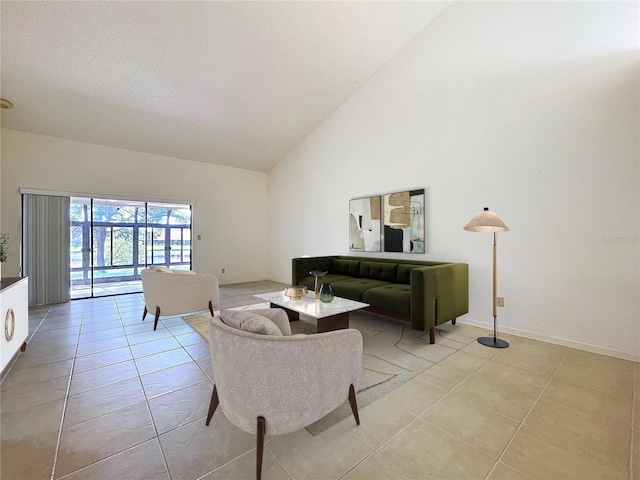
[{"left": 183, "top": 303, "right": 480, "bottom": 435}]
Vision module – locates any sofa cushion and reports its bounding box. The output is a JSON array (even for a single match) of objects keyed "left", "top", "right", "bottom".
[
  {"left": 359, "top": 261, "right": 398, "bottom": 282},
  {"left": 331, "top": 259, "right": 360, "bottom": 277},
  {"left": 147, "top": 266, "right": 174, "bottom": 273},
  {"left": 363, "top": 284, "right": 411, "bottom": 315},
  {"left": 330, "top": 278, "right": 390, "bottom": 301},
  {"left": 244, "top": 308, "right": 292, "bottom": 336},
  {"left": 171, "top": 269, "right": 197, "bottom": 275},
  {"left": 220, "top": 310, "right": 283, "bottom": 336},
  {"left": 396, "top": 264, "right": 422, "bottom": 284},
  {"left": 298, "top": 274, "right": 353, "bottom": 291}
]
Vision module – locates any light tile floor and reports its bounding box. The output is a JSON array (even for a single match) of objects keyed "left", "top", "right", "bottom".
[{"left": 1, "top": 280, "right": 638, "bottom": 479}]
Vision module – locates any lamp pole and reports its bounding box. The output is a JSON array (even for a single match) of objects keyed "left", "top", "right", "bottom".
[{"left": 464, "top": 208, "right": 509, "bottom": 348}]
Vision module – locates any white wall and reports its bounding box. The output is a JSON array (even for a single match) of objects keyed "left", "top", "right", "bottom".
[
  {"left": 268, "top": 2, "right": 640, "bottom": 360},
  {"left": 1, "top": 129, "right": 269, "bottom": 284},
  {"left": 0, "top": 124, "right": 3, "bottom": 279}
]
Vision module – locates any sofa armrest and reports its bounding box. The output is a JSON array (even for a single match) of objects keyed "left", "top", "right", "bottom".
[{"left": 410, "top": 263, "right": 469, "bottom": 331}]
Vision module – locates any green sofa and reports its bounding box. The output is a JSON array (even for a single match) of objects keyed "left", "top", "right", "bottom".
[{"left": 292, "top": 255, "right": 469, "bottom": 344}]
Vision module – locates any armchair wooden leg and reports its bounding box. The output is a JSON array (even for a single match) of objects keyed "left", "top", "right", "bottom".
[
  {"left": 205, "top": 385, "right": 219, "bottom": 426},
  {"left": 142, "top": 306, "right": 147, "bottom": 321},
  {"left": 348, "top": 384, "right": 360, "bottom": 425},
  {"left": 209, "top": 300, "right": 214, "bottom": 317},
  {"left": 153, "top": 306, "right": 161, "bottom": 331},
  {"left": 452, "top": 318, "right": 457, "bottom": 325},
  {"left": 256, "top": 416, "right": 265, "bottom": 480}
]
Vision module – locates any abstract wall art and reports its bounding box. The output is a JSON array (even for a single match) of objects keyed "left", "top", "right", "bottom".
[
  {"left": 349, "top": 195, "right": 381, "bottom": 252},
  {"left": 383, "top": 189, "right": 425, "bottom": 253}
]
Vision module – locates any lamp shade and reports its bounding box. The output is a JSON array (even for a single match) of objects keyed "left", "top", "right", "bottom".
[{"left": 463, "top": 207, "right": 509, "bottom": 233}]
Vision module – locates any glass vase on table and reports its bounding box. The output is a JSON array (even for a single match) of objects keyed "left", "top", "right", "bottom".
[
  {"left": 319, "top": 282, "right": 334, "bottom": 303},
  {"left": 309, "top": 270, "right": 327, "bottom": 300}
]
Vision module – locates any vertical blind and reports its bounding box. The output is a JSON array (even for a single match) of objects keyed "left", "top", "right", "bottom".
[{"left": 22, "top": 194, "right": 71, "bottom": 305}]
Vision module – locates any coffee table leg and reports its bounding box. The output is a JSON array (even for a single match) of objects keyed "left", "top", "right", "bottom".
[
  {"left": 317, "top": 313, "right": 349, "bottom": 333},
  {"left": 272, "top": 303, "right": 300, "bottom": 322}
]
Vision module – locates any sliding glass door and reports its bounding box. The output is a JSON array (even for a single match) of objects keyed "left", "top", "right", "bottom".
[
  {"left": 70, "top": 198, "right": 92, "bottom": 296},
  {"left": 70, "top": 197, "right": 192, "bottom": 299},
  {"left": 146, "top": 203, "right": 192, "bottom": 272}
]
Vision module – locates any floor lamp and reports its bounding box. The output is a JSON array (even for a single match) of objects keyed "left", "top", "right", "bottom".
[{"left": 464, "top": 207, "right": 509, "bottom": 348}]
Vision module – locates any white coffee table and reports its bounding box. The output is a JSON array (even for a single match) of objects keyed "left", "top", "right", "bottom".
[{"left": 255, "top": 291, "right": 369, "bottom": 333}]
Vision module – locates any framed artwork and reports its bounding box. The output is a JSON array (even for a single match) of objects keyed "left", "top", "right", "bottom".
[
  {"left": 383, "top": 189, "right": 425, "bottom": 253},
  {"left": 349, "top": 196, "right": 381, "bottom": 252}
]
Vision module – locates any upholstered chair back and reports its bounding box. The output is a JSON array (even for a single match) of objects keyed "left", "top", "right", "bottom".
[
  {"left": 141, "top": 269, "right": 219, "bottom": 317},
  {"left": 208, "top": 315, "right": 362, "bottom": 436}
]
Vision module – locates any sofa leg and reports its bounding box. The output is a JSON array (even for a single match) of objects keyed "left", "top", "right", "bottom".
[
  {"left": 153, "top": 306, "right": 161, "bottom": 331},
  {"left": 256, "top": 416, "right": 266, "bottom": 480},
  {"left": 205, "top": 385, "right": 219, "bottom": 426},
  {"left": 348, "top": 384, "right": 360, "bottom": 425},
  {"left": 452, "top": 318, "right": 457, "bottom": 325},
  {"left": 430, "top": 300, "right": 437, "bottom": 344},
  {"left": 209, "top": 300, "right": 215, "bottom": 317},
  {"left": 142, "top": 306, "right": 147, "bottom": 321}
]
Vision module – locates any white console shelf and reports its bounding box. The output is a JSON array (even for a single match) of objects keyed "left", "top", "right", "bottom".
[{"left": 0, "top": 277, "right": 28, "bottom": 375}]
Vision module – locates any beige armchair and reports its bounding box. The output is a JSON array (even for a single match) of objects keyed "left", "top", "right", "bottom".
[
  {"left": 141, "top": 268, "right": 219, "bottom": 330},
  {"left": 206, "top": 309, "right": 362, "bottom": 480}
]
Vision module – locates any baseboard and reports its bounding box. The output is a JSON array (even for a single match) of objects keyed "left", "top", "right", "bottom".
[{"left": 457, "top": 316, "right": 640, "bottom": 363}]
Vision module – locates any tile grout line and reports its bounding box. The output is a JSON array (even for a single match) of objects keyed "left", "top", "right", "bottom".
[
  {"left": 49, "top": 300, "right": 91, "bottom": 480},
  {"left": 481, "top": 348, "right": 570, "bottom": 480},
  {"left": 366, "top": 344, "right": 488, "bottom": 479},
  {"left": 336, "top": 419, "right": 413, "bottom": 480},
  {"left": 429, "top": 354, "right": 537, "bottom": 480},
  {"left": 631, "top": 362, "right": 636, "bottom": 476},
  {"left": 58, "top": 296, "right": 175, "bottom": 479},
  {"left": 118, "top": 296, "right": 176, "bottom": 480},
  {"left": 414, "top": 348, "right": 535, "bottom": 480},
  {"left": 3, "top": 285, "right": 282, "bottom": 478},
  {"left": 0, "top": 306, "right": 51, "bottom": 383},
  {"left": 11, "top": 288, "right": 637, "bottom": 479},
  {"left": 518, "top": 352, "right": 636, "bottom": 474},
  {"left": 133, "top": 301, "right": 220, "bottom": 480},
  {"left": 53, "top": 298, "right": 146, "bottom": 479},
  {"left": 152, "top": 311, "right": 210, "bottom": 480}
]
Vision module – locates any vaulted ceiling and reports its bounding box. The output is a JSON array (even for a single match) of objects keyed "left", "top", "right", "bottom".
[{"left": 0, "top": 1, "right": 451, "bottom": 172}]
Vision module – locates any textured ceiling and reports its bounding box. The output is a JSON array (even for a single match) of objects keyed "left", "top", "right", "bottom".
[{"left": 0, "top": 1, "right": 451, "bottom": 172}]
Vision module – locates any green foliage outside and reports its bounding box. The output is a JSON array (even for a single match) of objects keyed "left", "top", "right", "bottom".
[
  {"left": 0, "top": 233, "right": 10, "bottom": 263},
  {"left": 70, "top": 203, "right": 191, "bottom": 268}
]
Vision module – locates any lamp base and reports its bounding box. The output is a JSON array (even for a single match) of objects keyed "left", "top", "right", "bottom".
[{"left": 478, "top": 336, "right": 509, "bottom": 348}]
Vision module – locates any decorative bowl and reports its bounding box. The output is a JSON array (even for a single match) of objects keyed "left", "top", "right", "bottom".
[{"left": 283, "top": 286, "right": 308, "bottom": 300}]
